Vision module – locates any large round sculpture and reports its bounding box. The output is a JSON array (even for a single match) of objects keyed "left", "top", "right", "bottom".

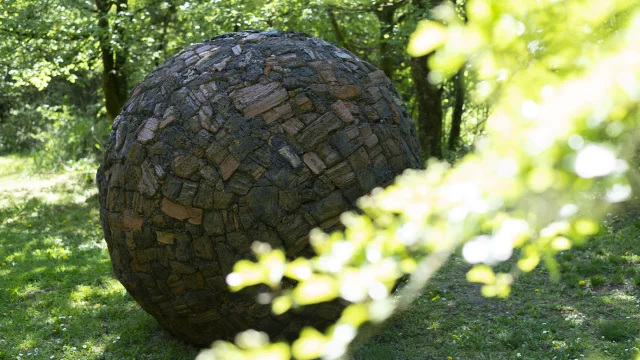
[{"left": 97, "top": 31, "right": 421, "bottom": 345}]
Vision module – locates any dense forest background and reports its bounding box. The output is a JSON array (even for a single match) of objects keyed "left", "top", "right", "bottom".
[{"left": 1, "top": 0, "right": 482, "bottom": 167}]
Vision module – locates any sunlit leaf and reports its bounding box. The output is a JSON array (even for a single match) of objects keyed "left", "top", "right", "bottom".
[
  {"left": 284, "top": 258, "right": 313, "bottom": 281},
  {"left": 408, "top": 20, "right": 447, "bottom": 57},
  {"left": 517, "top": 245, "right": 540, "bottom": 272},
  {"left": 574, "top": 219, "right": 599, "bottom": 235},
  {"left": 272, "top": 295, "right": 292, "bottom": 315},
  {"left": 466, "top": 265, "right": 496, "bottom": 284},
  {"left": 227, "top": 260, "right": 265, "bottom": 292},
  {"left": 291, "top": 327, "right": 327, "bottom": 360},
  {"left": 291, "top": 275, "right": 338, "bottom": 305}
]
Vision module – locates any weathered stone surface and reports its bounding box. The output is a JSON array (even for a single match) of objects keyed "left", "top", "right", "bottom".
[
  {"left": 317, "top": 142, "right": 342, "bottom": 168},
  {"left": 329, "top": 128, "right": 363, "bottom": 158},
  {"left": 297, "top": 112, "right": 342, "bottom": 148},
  {"left": 139, "top": 161, "right": 159, "bottom": 197},
  {"left": 325, "top": 162, "right": 356, "bottom": 188},
  {"left": 213, "top": 190, "right": 235, "bottom": 209},
  {"left": 330, "top": 85, "right": 360, "bottom": 100},
  {"left": 310, "top": 191, "right": 346, "bottom": 222},
  {"left": 137, "top": 118, "right": 160, "bottom": 143},
  {"left": 193, "top": 236, "right": 214, "bottom": 259},
  {"left": 176, "top": 180, "right": 199, "bottom": 206},
  {"left": 203, "top": 211, "right": 225, "bottom": 235},
  {"left": 227, "top": 172, "right": 253, "bottom": 195},
  {"left": 231, "top": 82, "right": 289, "bottom": 118},
  {"left": 282, "top": 117, "right": 305, "bottom": 136},
  {"left": 96, "top": 31, "right": 421, "bottom": 347},
  {"left": 239, "top": 159, "right": 266, "bottom": 181},
  {"left": 277, "top": 145, "right": 302, "bottom": 169},
  {"left": 347, "top": 147, "right": 371, "bottom": 171},
  {"left": 167, "top": 274, "right": 186, "bottom": 295},
  {"left": 123, "top": 210, "right": 143, "bottom": 231},
  {"left": 162, "top": 175, "right": 183, "bottom": 200},
  {"left": 279, "top": 189, "right": 301, "bottom": 212},
  {"left": 303, "top": 152, "right": 326, "bottom": 175},
  {"left": 219, "top": 154, "right": 240, "bottom": 181},
  {"left": 293, "top": 93, "right": 313, "bottom": 113},
  {"left": 161, "top": 197, "right": 203, "bottom": 225},
  {"left": 330, "top": 100, "right": 354, "bottom": 123},
  {"left": 263, "top": 102, "right": 293, "bottom": 124},
  {"left": 246, "top": 186, "right": 279, "bottom": 222},
  {"left": 157, "top": 231, "right": 175, "bottom": 245}
]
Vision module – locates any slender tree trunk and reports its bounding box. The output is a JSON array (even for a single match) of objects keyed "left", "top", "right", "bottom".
[
  {"left": 448, "top": 67, "right": 465, "bottom": 151},
  {"left": 411, "top": 55, "right": 443, "bottom": 159},
  {"left": 375, "top": 7, "right": 396, "bottom": 81},
  {"left": 409, "top": 0, "right": 446, "bottom": 159},
  {"left": 156, "top": 2, "right": 176, "bottom": 67},
  {"left": 95, "top": 0, "right": 128, "bottom": 122},
  {"left": 327, "top": 7, "right": 352, "bottom": 52}
]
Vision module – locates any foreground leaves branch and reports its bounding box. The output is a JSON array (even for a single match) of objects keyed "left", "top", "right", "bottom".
[
  {"left": 199, "top": 1, "right": 640, "bottom": 359},
  {"left": 199, "top": 0, "right": 640, "bottom": 358}
]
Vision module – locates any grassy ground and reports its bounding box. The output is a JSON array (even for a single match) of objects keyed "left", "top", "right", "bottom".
[
  {"left": 1, "top": 154, "right": 639, "bottom": 359},
  {"left": 354, "top": 214, "right": 640, "bottom": 359},
  {"left": 0, "top": 155, "right": 197, "bottom": 360}
]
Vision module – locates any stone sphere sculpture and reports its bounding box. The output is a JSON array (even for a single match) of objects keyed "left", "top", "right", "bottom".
[{"left": 97, "top": 31, "right": 421, "bottom": 346}]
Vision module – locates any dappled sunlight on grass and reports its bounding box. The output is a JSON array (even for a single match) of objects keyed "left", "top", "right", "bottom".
[
  {"left": 0, "top": 154, "right": 37, "bottom": 177},
  {"left": 0, "top": 156, "right": 197, "bottom": 359},
  {"left": 0, "top": 173, "right": 97, "bottom": 210},
  {"left": 0, "top": 154, "right": 98, "bottom": 210},
  {"left": 557, "top": 305, "right": 587, "bottom": 325},
  {"left": 352, "top": 209, "right": 640, "bottom": 359}
]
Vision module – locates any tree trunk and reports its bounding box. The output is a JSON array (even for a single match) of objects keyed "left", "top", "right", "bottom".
[
  {"left": 375, "top": 6, "right": 396, "bottom": 81},
  {"left": 448, "top": 67, "right": 465, "bottom": 151},
  {"left": 327, "top": 7, "right": 352, "bottom": 52},
  {"left": 95, "top": 0, "right": 128, "bottom": 122},
  {"left": 411, "top": 55, "right": 443, "bottom": 159},
  {"left": 155, "top": 2, "right": 176, "bottom": 67}
]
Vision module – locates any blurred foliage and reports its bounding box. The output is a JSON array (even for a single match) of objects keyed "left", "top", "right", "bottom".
[
  {"left": 195, "top": 0, "right": 640, "bottom": 359},
  {"left": 1, "top": 0, "right": 481, "bottom": 160},
  {"left": 0, "top": 74, "right": 108, "bottom": 169}
]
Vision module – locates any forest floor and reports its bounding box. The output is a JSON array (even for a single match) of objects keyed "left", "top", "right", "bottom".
[
  {"left": 0, "top": 155, "right": 197, "bottom": 360},
  {"left": 0, "top": 154, "right": 638, "bottom": 360}
]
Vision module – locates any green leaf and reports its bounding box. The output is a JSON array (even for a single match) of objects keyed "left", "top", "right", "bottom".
[
  {"left": 466, "top": 265, "right": 496, "bottom": 284},
  {"left": 340, "top": 304, "right": 369, "bottom": 327},
  {"left": 574, "top": 219, "right": 599, "bottom": 235},
  {"left": 291, "top": 327, "right": 326, "bottom": 360},
  {"left": 227, "top": 260, "right": 266, "bottom": 292},
  {"left": 518, "top": 245, "right": 540, "bottom": 272},
  {"left": 284, "top": 257, "right": 312, "bottom": 281},
  {"left": 551, "top": 236, "right": 572, "bottom": 251},
  {"left": 408, "top": 20, "right": 447, "bottom": 57},
  {"left": 272, "top": 295, "right": 292, "bottom": 315},
  {"left": 292, "top": 275, "right": 338, "bottom": 305}
]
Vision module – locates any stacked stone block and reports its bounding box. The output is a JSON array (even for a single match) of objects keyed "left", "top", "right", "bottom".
[{"left": 97, "top": 30, "right": 421, "bottom": 346}]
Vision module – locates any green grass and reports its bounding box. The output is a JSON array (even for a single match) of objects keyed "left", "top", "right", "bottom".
[
  {"left": 353, "top": 212, "right": 640, "bottom": 359},
  {"left": 0, "top": 154, "right": 37, "bottom": 176},
  {"left": 0, "top": 155, "right": 197, "bottom": 360},
  {"left": 1, "top": 153, "right": 639, "bottom": 359}
]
